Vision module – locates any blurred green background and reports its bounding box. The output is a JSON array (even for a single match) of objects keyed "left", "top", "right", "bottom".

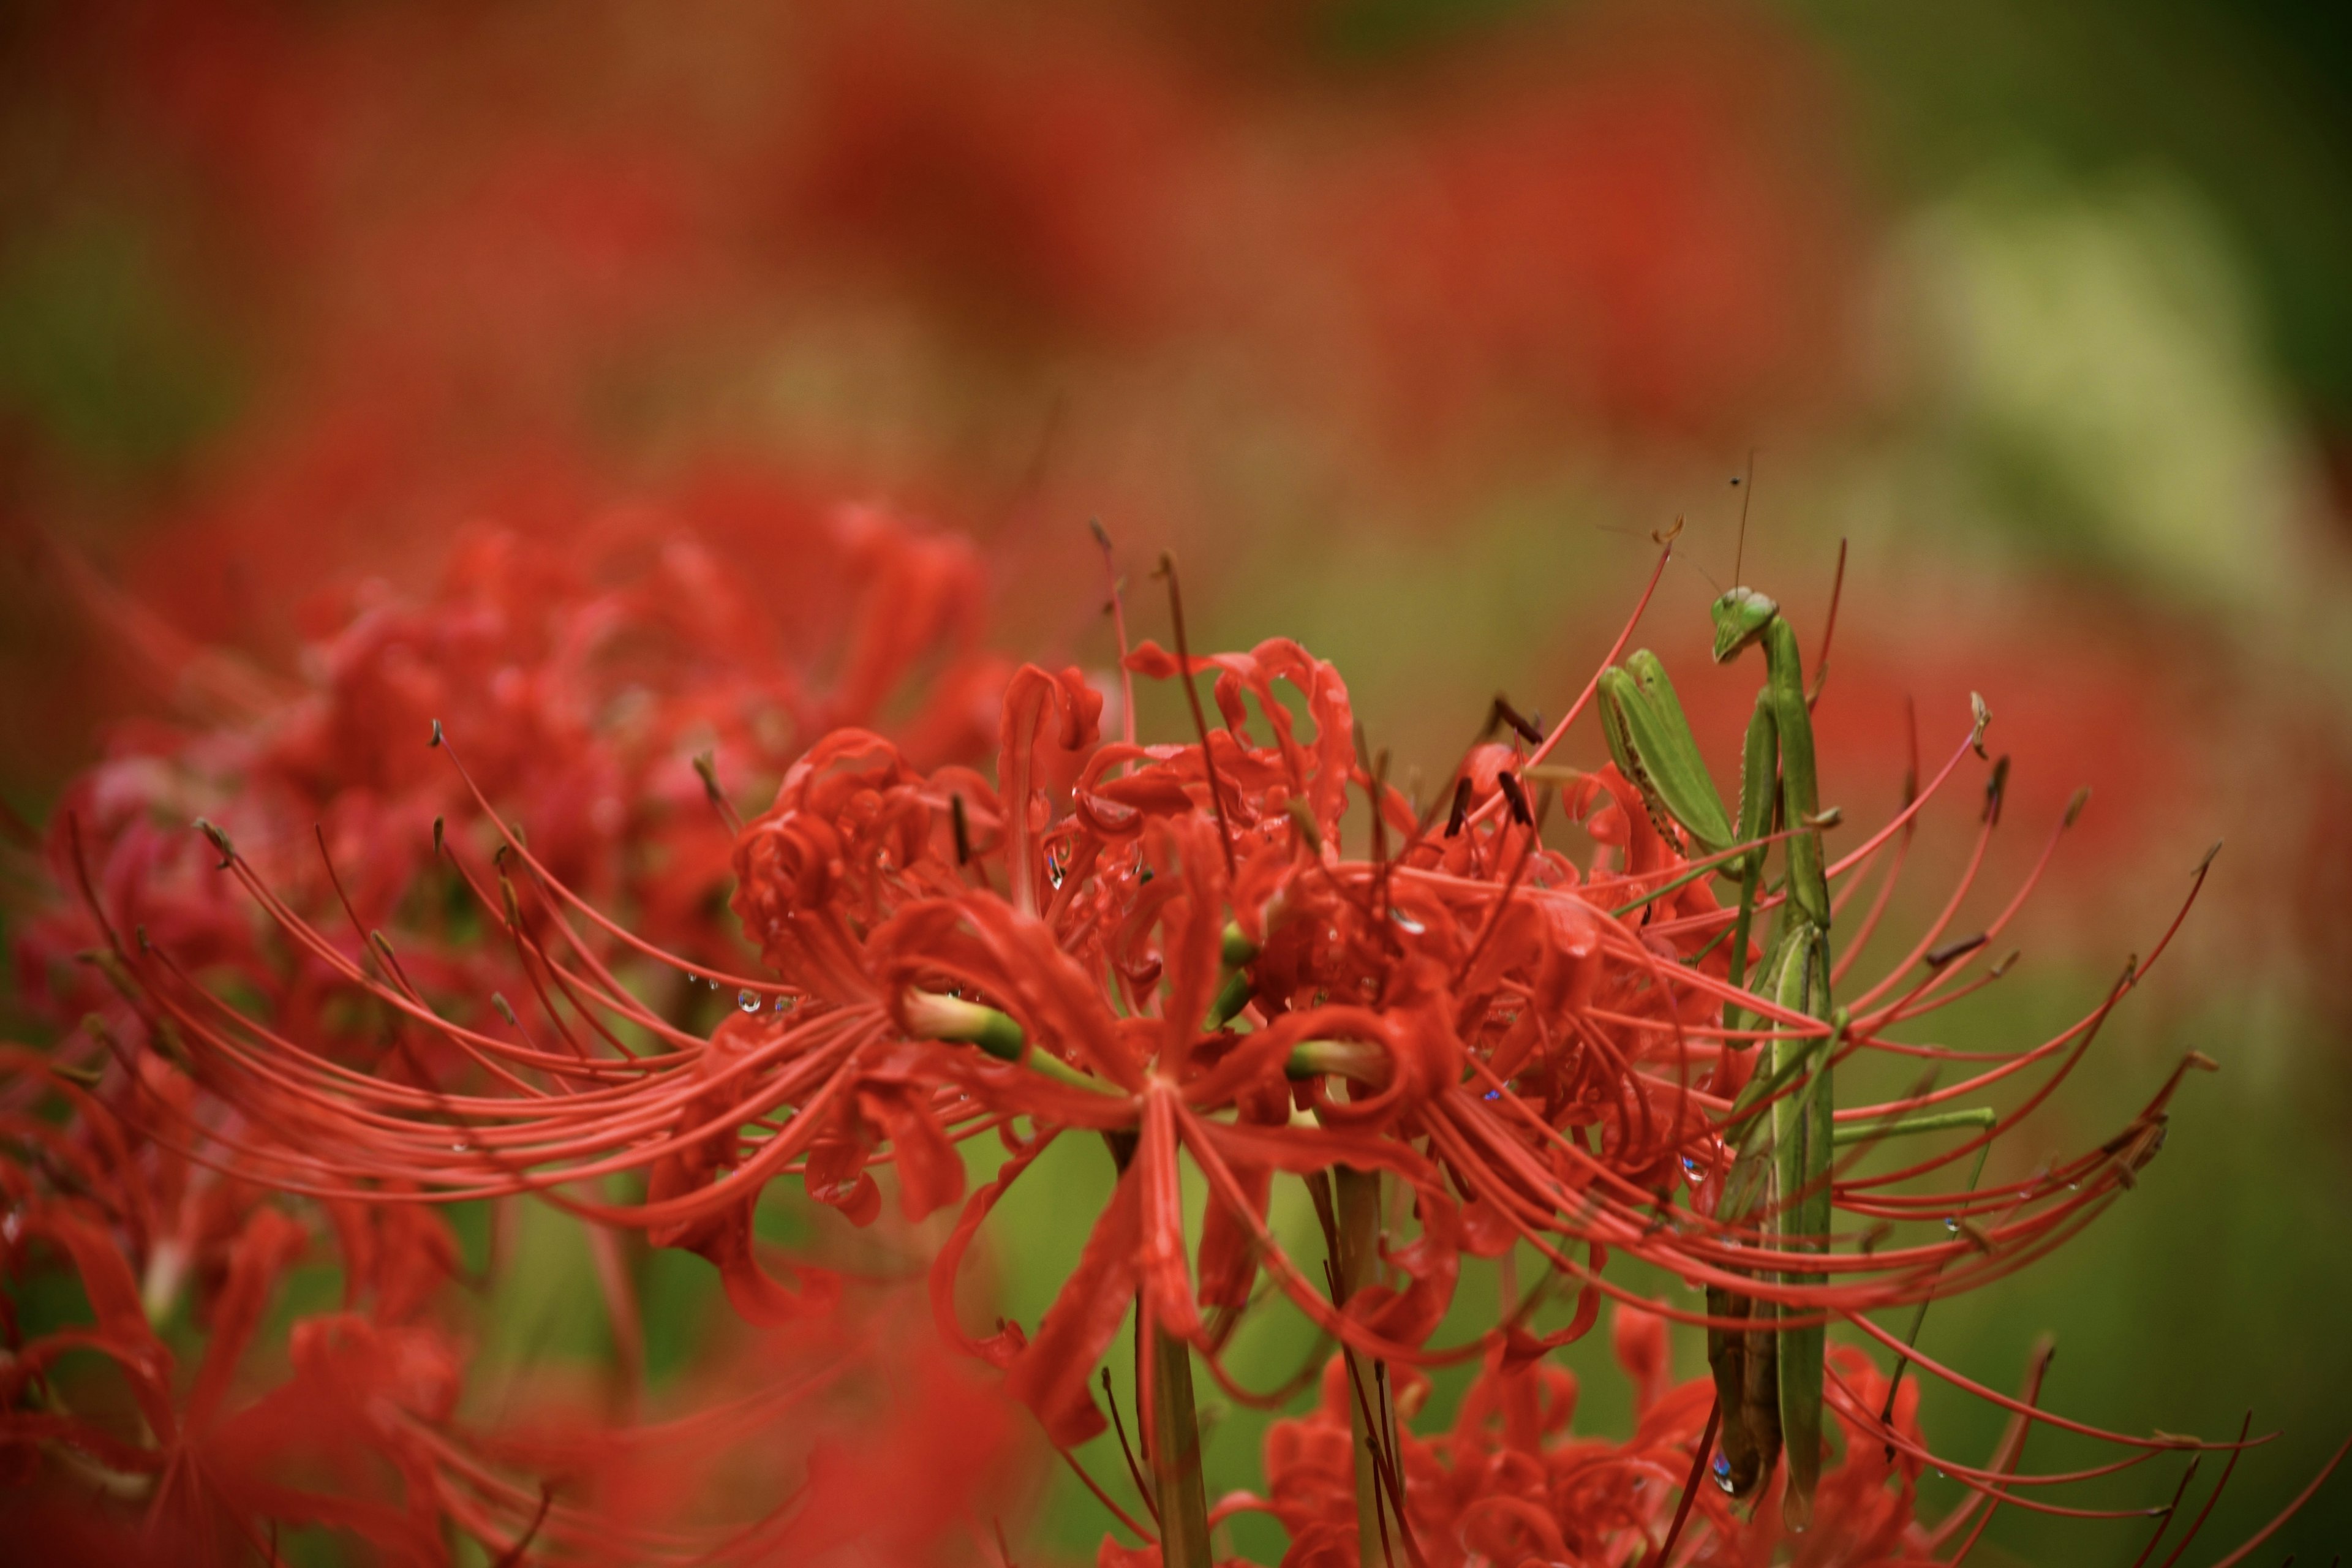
[{"left": 2, "top": 1, "right": 2346, "bottom": 1561}]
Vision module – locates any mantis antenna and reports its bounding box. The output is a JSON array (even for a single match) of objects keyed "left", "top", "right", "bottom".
[
  {"left": 1681, "top": 548, "right": 1726, "bottom": 598},
  {"left": 1732, "top": 447, "right": 1757, "bottom": 583}
]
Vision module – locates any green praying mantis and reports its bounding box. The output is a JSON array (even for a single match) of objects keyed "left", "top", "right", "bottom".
[{"left": 1597, "top": 584, "right": 1839, "bottom": 1528}]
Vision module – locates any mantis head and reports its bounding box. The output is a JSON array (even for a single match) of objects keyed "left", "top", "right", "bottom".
[{"left": 1709, "top": 587, "right": 1780, "bottom": 662}]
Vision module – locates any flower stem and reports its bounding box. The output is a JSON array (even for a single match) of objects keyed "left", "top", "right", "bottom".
[
  {"left": 1145, "top": 1314, "right": 1213, "bottom": 1568},
  {"left": 1333, "top": 1164, "right": 1396, "bottom": 1567},
  {"left": 1104, "top": 1130, "right": 1214, "bottom": 1568}
]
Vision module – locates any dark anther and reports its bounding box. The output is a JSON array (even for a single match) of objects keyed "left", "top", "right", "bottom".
[
  {"left": 1496, "top": 771, "right": 1532, "bottom": 826},
  {"left": 1923, "top": 933, "right": 1988, "bottom": 970},
  {"left": 1981, "top": 754, "right": 2010, "bottom": 825},
  {"left": 1491, "top": 696, "right": 1545, "bottom": 747},
  {"left": 692, "top": 752, "right": 742, "bottom": 834},
  {"left": 1444, "top": 778, "right": 1473, "bottom": 839},
  {"left": 951, "top": 793, "right": 973, "bottom": 866}
]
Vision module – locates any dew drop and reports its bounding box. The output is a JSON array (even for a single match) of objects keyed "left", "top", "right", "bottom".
[
  {"left": 773, "top": 995, "right": 794, "bottom": 1014},
  {"left": 1047, "top": 850, "right": 1066, "bottom": 890},
  {"left": 1711, "top": 1453, "right": 1734, "bottom": 1493},
  {"left": 1943, "top": 1216, "right": 1960, "bottom": 1234},
  {"left": 1682, "top": 1155, "right": 1703, "bottom": 1183},
  {"left": 737, "top": 989, "right": 760, "bottom": 1013},
  {"left": 1390, "top": 908, "right": 1427, "bottom": 935}
]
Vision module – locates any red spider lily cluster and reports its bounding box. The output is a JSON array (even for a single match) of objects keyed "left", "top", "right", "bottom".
[
  {"left": 15, "top": 507, "right": 2336, "bottom": 1566},
  {"left": 31, "top": 0, "right": 1852, "bottom": 434},
  {"left": 0, "top": 1056, "right": 1030, "bottom": 1566},
  {"left": 3, "top": 496, "right": 1031, "bottom": 1562},
  {"left": 1, "top": 0, "right": 1864, "bottom": 785},
  {"left": 20, "top": 496, "right": 1001, "bottom": 1067}
]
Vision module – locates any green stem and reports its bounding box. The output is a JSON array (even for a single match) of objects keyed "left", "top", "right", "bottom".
[
  {"left": 1333, "top": 1164, "right": 1396, "bottom": 1567},
  {"left": 1145, "top": 1319, "right": 1213, "bottom": 1568},
  {"left": 1102, "top": 1131, "right": 1213, "bottom": 1568}
]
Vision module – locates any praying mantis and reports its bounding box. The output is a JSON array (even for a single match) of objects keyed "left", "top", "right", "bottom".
[{"left": 1597, "top": 584, "right": 1838, "bottom": 1528}]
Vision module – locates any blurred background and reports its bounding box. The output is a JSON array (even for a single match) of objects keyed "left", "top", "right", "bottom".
[{"left": 2, "top": 1, "right": 2346, "bottom": 1561}]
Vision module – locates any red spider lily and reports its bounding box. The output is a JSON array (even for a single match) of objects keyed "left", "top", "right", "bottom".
[
  {"left": 0, "top": 1047, "right": 464, "bottom": 1557},
  {"left": 2, "top": 1202, "right": 1030, "bottom": 1564},
  {"left": 17, "top": 497, "right": 1003, "bottom": 1086},
  {"left": 70, "top": 541, "right": 2285, "bottom": 1568},
  {"left": 0, "top": 1042, "right": 1037, "bottom": 1564},
  {"left": 1, "top": 1154, "right": 456, "bottom": 1559},
  {"left": 1240, "top": 1302, "right": 1936, "bottom": 1567},
  {"left": 5, "top": 496, "right": 1012, "bottom": 1556}
]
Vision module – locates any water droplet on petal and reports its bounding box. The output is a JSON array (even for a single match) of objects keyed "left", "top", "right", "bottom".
[
  {"left": 1682, "top": 1155, "right": 1703, "bottom": 1183},
  {"left": 1711, "top": 1453, "right": 1734, "bottom": 1493},
  {"left": 737, "top": 989, "right": 760, "bottom": 1013},
  {"left": 1943, "top": 1216, "right": 1960, "bottom": 1234},
  {"left": 1390, "top": 908, "right": 1427, "bottom": 935},
  {"left": 773, "top": 994, "right": 794, "bottom": 1014}
]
